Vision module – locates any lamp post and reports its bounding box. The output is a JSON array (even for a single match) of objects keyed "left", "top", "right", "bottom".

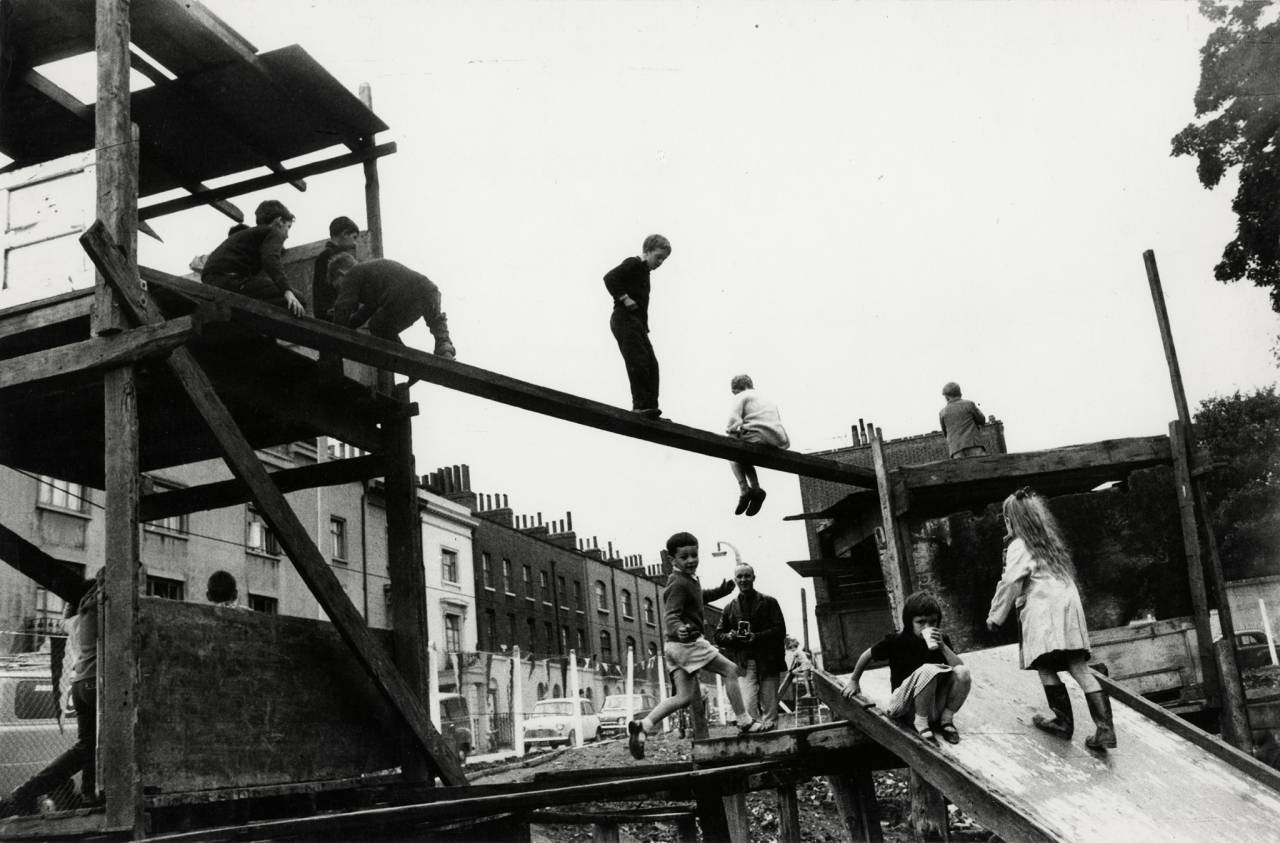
[{"left": 710, "top": 541, "right": 742, "bottom": 566}]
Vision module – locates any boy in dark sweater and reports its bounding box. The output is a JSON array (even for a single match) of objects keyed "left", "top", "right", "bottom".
[
  {"left": 332, "top": 258, "right": 456, "bottom": 358},
  {"left": 312, "top": 215, "right": 359, "bottom": 321},
  {"left": 627, "top": 532, "right": 768, "bottom": 759},
  {"left": 603, "top": 234, "right": 671, "bottom": 419},
  {"left": 202, "top": 199, "right": 304, "bottom": 316}
]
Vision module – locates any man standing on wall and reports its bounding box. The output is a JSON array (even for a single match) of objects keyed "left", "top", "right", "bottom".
[
  {"left": 939, "top": 381, "right": 987, "bottom": 459},
  {"left": 714, "top": 564, "right": 786, "bottom": 730}
]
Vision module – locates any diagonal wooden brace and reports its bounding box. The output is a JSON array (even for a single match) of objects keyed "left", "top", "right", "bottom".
[{"left": 80, "top": 221, "right": 467, "bottom": 786}]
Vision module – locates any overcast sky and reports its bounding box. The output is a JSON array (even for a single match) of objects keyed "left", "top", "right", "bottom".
[{"left": 136, "top": 1, "right": 1278, "bottom": 648}]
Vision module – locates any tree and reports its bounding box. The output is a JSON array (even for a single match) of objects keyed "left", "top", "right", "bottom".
[
  {"left": 1193, "top": 387, "right": 1280, "bottom": 579},
  {"left": 1172, "top": 0, "right": 1280, "bottom": 309}
]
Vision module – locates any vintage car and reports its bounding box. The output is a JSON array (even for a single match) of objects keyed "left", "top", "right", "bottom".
[
  {"left": 596, "top": 693, "right": 657, "bottom": 738},
  {"left": 521, "top": 697, "right": 599, "bottom": 749}
]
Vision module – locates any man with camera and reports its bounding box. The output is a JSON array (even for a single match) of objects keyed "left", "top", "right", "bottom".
[{"left": 714, "top": 563, "right": 787, "bottom": 730}]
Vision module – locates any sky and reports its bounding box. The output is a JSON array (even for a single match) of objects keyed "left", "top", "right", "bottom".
[{"left": 133, "top": 0, "right": 1279, "bottom": 649}]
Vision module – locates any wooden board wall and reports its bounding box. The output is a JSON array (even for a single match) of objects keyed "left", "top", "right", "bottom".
[{"left": 136, "top": 598, "right": 402, "bottom": 794}]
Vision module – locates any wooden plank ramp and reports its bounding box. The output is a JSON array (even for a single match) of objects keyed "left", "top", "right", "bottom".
[{"left": 823, "top": 644, "right": 1280, "bottom": 842}]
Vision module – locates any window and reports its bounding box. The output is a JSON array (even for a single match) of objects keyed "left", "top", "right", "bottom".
[
  {"left": 444, "top": 613, "right": 462, "bottom": 652},
  {"left": 522, "top": 564, "right": 533, "bottom": 600},
  {"left": 246, "top": 507, "right": 281, "bottom": 556},
  {"left": 558, "top": 575, "right": 568, "bottom": 608},
  {"left": 329, "top": 517, "right": 347, "bottom": 561},
  {"left": 577, "top": 628, "right": 586, "bottom": 652},
  {"left": 37, "top": 476, "right": 88, "bottom": 513},
  {"left": 146, "top": 575, "right": 185, "bottom": 601},
  {"left": 539, "top": 571, "right": 550, "bottom": 603},
  {"left": 560, "top": 626, "right": 569, "bottom": 653},
  {"left": 594, "top": 581, "right": 609, "bottom": 613},
  {"left": 574, "top": 581, "right": 583, "bottom": 610},
  {"left": 485, "top": 609, "right": 497, "bottom": 647},
  {"left": 143, "top": 479, "right": 188, "bottom": 535},
  {"left": 507, "top": 614, "right": 518, "bottom": 646},
  {"left": 544, "top": 622, "right": 553, "bottom": 652},
  {"left": 643, "top": 597, "right": 656, "bottom": 626},
  {"left": 445, "top": 548, "right": 461, "bottom": 585},
  {"left": 536, "top": 682, "right": 547, "bottom": 701},
  {"left": 502, "top": 558, "right": 513, "bottom": 594},
  {"left": 626, "top": 636, "right": 637, "bottom": 658},
  {"left": 599, "top": 630, "right": 613, "bottom": 662},
  {"left": 248, "top": 593, "right": 278, "bottom": 614},
  {"left": 621, "top": 589, "right": 634, "bottom": 619},
  {"left": 527, "top": 618, "right": 537, "bottom": 651},
  {"left": 648, "top": 641, "right": 658, "bottom": 658}
]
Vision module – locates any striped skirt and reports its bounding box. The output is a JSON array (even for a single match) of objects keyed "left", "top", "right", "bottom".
[{"left": 884, "top": 663, "right": 954, "bottom": 720}]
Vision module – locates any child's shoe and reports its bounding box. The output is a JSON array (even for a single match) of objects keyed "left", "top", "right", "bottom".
[
  {"left": 734, "top": 492, "right": 752, "bottom": 515},
  {"left": 1033, "top": 683, "right": 1074, "bottom": 739},
  {"left": 1084, "top": 691, "right": 1117, "bottom": 750},
  {"left": 627, "top": 719, "right": 647, "bottom": 759},
  {"left": 744, "top": 487, "right": 767, "bottom": 517}
]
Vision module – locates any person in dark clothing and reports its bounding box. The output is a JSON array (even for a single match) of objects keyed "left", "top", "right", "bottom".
[
  {"left": 0, "top": 571, "right": 101, "bottom": 817},
  {"left": 202, "top": 199, "right": 304, "bottom": 317},
  {"left": 603, "top": 234, "right": 671, "bottom": 419},
  {"left": 939, "top": 382, "right": 987, "bottom": 458},
  {"left": 714, "top": 564, "right": 787, "bottom": 729},
  {"left": 332, "top": 258, "right": 456, "bottom": 358},
  {"left": 312, "top": 216, "right": 360, "bottom": 321}
]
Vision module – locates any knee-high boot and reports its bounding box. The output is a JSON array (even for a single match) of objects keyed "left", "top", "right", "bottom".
[
  {"left": 1084, "top": 691, "right": 1117, "bottom": 750},
  {"left": 428, "top": 313, "right": 456, "bottom": 359},
  {"left": 1033, "top": 683, "right": 1074, "bottom": 739}
]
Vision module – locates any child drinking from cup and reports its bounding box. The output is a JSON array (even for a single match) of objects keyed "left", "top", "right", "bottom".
[{"left": 841, "top": 591, "right": 971, "bottom": 743}]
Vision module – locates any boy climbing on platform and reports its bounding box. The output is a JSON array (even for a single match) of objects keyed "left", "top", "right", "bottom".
[
  {"left": 987, "top": 487, "right": 1116, "bottom": 750},
  {"left": 627, "top": 532, "right": 769, "bottom": 759},
  {"left": 332, "top": 258, "right": 456, "bottom": 358},
  {"left": 725, "top": 374, "right": 789, "bottom": 516},
  {"left": 841, "top": 591, "right": 971, "bottom": 744},
  {"left": 201, "top": 199, "right": 305, "bottom": 317},
  {"left": 604, "top": 234, "right": 671, "bottom": 420}
]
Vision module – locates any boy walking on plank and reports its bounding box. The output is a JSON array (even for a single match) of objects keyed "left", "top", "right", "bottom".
[{"left": 604, "top": 234, "right": 671, "bottom": 419}]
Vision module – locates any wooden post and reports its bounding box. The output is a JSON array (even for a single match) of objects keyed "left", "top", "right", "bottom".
[
  {"left": 675, "top": 813, "right": 699, "bottom": 843},
  {"left": 95, "top": 0, "right": 141, "bottom": 832},
  {"left": 358, "top": 83, "right": 385, "bottom": 260},
  {"left": 568, "top": 650, "right": 584, "bottom": 747},
  {"left": 1168, "top": 421, "right": 1227, "bottom": 716},
  {"left": 721, "top": 791, "right": 750, "bottom": 843},
  {"left": 828, "top": 770, "right": 884, "bottom": 843},
  {"left": 695, "top": 788, "right": 732, "bottom": 842},
  {"left": 871, "top": 434, "right": 912, "bottom": 621},
  {"left": 591, "top": 820, "right": 621, "bottom": 843},
  {"left": 384, "top": 383, "right": 433, "bottom": 780},
  {"left": 512, "top": 646, "right": 525, "bottom": 755},
  {"left": 776, "top": 783, "right": 802, "bottom": 842},
  {"left": 908, "top": 771, "right": 950, "bottom": 842}
]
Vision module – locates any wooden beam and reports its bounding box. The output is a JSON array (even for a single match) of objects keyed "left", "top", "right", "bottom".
[
  {"left": 1091, "top": 667, "right": 1280, "bottom": 793},
  {"left": 138, "top": 142, "right": 398, "bottom": 220},
  {"left": 776, "top": 784, "right": 802, "bottom": 843},
  {"left": 137, "top": 267, "right": 877, "bottom": 488},
  {"left": 786, "top": 558, "right": 856, "bottom": 578},
  {"left": 0, "top": 316, "right": 196, "bottom": 391},
  {"left": 81, "top": 221, "right": 467, "bottom": 787},
  {"left": 140, "top": 454, "right": 389, "bottom": 521},
  {"left": 210, "top": 375, "right": 387, "bottom": 454},
  {"left": 383, "top": 383, "right": 433, "bottom": 781},
  {"left": 359, "top": 84, "right": 384, "bottom": 259},
  {"left": 812, "top": 671, "right": 1058, "bottom": 843},
  {"left": 0, "top": 522, "right": 89, "bottom": 602},
  {"left": 0, "top": 290, "right": 93, "bottom": 341},
  {"left": 898, "top": 435, "right": 1174, "bottom": 490},
  {"left": 871, "top": 435, "right": 911, "bottom": 621},
  {"left": 828, "top": 770, "right": 884, "bottom": 843}
]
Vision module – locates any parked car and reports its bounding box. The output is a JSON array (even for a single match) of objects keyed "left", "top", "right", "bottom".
[
  {"left": 522, "top": 697, "right": 600, "bottom": 749},
  {"left": 0, "top": 655, "right": 78, "bottom": 809},
  {"left": 1235, "top": 630, "right": 1277, "bottom": 671},
  {"left": 437, "top": 692, "right": 474, "bottom": 763},
  {"left": 597, "top": 693, "right": 657, "bottom": 738}
]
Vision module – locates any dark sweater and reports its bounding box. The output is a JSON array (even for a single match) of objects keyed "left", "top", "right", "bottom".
[
  {"left": 603, "top": 257, "right": 651, "bottom": 326},
  {"left": 202, "top": 224, "right": 291, "bottom": 294},
  {"left": 714, "top": 590, "right": 787, "bottom": 674},
  {"left": 332, "top": 258, "right": 438, "bottom": 329},
  {"left": 870, "top": 630, "right": 953, "bottom": 691},
  {"left": 663, "top": 570, "right": 734, "bottom": 641}
]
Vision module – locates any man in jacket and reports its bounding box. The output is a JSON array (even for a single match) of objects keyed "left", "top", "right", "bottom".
[{"left": 714, "top": 563, "right": 786, "bottom": 729}]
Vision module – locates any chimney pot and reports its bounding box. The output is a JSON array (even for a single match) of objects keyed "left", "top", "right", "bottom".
[
  {"left": 567, "top": 512, "right": 574, "bottom": 531},
  {"left": 461, "top": 465, "right": 471, "bottom": 492},
  {"left": 876, "top": 426, "right": 884, "bottom": 441}
]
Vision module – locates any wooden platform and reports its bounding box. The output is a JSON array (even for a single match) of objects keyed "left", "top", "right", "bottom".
[{"left": 845, "top": 644, "right": 1280, "bottom": 842}]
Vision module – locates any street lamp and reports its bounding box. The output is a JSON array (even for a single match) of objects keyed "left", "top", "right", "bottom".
[{"left": 710, "top": 541, "right": 742, "bottom": 566}]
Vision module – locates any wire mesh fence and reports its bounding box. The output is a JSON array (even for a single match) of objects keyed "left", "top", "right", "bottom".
[{"left": 0, "top": 630, "right": 84, "bottom": 808}]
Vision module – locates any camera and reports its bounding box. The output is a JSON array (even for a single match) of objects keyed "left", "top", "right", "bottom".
[{"left": 737, "top": 621, "right": 751, "bottom": 636}]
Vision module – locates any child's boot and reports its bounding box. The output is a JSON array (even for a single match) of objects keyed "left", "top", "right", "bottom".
[
  {"left": 1032, "top": 683, "right": 1074, "bottom": 739},
  {"left": 429, "top": 313, "right": 456, "bottom": 359},
  {"left": 1084, "top": 691, "right": 1117, "bottom": 750}
]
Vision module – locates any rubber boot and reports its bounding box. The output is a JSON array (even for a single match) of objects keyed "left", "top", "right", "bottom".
[
  {"left": 1032, "top": 683, "right": 1074, "bottom": 739},
  {"left": 429, "top": 313, "right": 456, "bottom": 359},
  {"left": 1084, "top": 691, "right": 1117, "bottom": 750}
]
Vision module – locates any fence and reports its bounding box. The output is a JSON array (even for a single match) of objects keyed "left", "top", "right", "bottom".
[{"left": 0, "top": 630, "right": 84, "bottom": 809}]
